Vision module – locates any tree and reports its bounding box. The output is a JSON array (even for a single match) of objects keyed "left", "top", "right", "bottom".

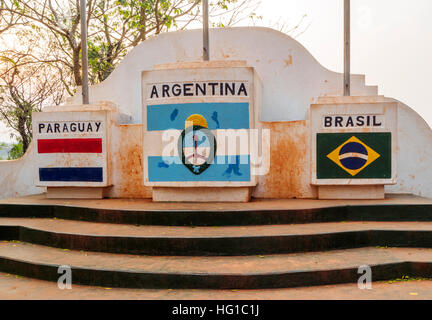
[
  {"left": 0, "top": 51, "right": 64, "bottom": 153},
  {"left": 0, "top": 0, "right": 260, "bottom": 156},
  {"left": 1, "top": 0, "right": 260, "bottom": 87},
  {"left": 1, "top": 0, "right": 92, "bottom": 92},
  {"left": 0, "top": 1, "right": 24, "bottom": 35},
  {"left": 85, "top": 0, "right": 261, "bottom": 82},
  {"left": 7, "top": 140, "right": 23, "bottom": 159}
]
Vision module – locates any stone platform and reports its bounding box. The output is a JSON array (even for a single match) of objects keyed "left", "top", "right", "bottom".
[{"left": 0, "top": 194, "right": 432, "bottom": 290}]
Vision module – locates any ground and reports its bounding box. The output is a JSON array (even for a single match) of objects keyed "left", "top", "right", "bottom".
[
  {"left": 1, "top": 194, "right": 432, "bottom": 299},
  {"left": 0, "top": 273, "right": 431, "bottom": 300}
]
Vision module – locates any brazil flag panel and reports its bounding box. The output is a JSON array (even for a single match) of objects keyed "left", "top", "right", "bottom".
[{"left": 316, "top": 132, "right": 391, "bottom": 179}]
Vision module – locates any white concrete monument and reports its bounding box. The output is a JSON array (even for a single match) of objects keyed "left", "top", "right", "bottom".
[{"left": 0, "top": 27, "right": 431, "bottom": 202}]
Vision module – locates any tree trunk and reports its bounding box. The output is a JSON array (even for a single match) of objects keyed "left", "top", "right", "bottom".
[
  {"left": 73, "top": 48, "right": 82, "bottom": 86},
  {"left": 17, "top": 116, "right": 29, "bottom": 153}
]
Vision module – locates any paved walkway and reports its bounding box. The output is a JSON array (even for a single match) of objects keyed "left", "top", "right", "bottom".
[{"left": 0, "top": 272, "right": 430, "bottom": 300}]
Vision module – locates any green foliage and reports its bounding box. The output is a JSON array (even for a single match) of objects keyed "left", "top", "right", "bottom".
[
  {"left": 85, "top": 0, "right": 254, "bottom": 82},
  {"left": 2, "top": 0, "right": 259, "bottom": 87},
  {"left": 7, "top": 140, "right": 24, "bottom": 160},
  {"left": 87, "top": 41, "right": 117, "bottom": 83}
]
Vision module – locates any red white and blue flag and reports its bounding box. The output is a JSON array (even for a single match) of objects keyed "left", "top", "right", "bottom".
[
  {"left": 33, "top": 113, "right": 107, "bottom": 186},
  {"left": 37, "top": 138, "right": 104, "bottom": 182}
]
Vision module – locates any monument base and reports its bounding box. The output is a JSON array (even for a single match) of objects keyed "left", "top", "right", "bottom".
[
  {"left": 46, "top": 187, "right": 108, "bottom": 199},
  {"left": 318, "top": 185, "right": 385, "bottom": 200},
  {"left": 152, "top": 187, "right": 252, "bottom": 202}
]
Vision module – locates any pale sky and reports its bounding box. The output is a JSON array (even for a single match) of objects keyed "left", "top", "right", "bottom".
[
  {"left": 243, "top": 0, "right": 432, "bottom": 126},
  {"left": 1, "top": 0, "right": 431, "bottom": 143}
]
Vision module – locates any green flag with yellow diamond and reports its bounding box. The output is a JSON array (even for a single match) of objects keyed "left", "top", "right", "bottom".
[{"left": 316, "top": 132, "right": 391, "bottom": 179}]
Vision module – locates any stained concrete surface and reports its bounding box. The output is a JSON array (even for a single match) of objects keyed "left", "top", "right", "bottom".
[{"left": 0, "top": 193, "right": 430, "bottom": 212}]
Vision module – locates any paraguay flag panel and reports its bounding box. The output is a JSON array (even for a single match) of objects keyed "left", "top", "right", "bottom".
[
  {"left": 145, "top": 102, "right": 253, "bottom": 183},
  {"left": 36, "top": 138, "right": 105, "bottom": 184},
  {"left": 33, "top": 112, "right": 108, "bottom": 186}
]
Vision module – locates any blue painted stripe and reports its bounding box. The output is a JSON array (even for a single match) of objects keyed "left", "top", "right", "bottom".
[
  {"left": 39, "top": 167, "right": 103, "bottom": 182},
  {"left": 148, "top": 155, "right": 251, "bottom": 182},
  {"left": 147, "top": 103, "right": 249, "bottom": 131}
]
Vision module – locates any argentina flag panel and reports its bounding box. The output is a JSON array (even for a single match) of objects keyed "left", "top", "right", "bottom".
[
  {"left": 142, "top": 66, "right": 258, "bottom": 187},
  {"left": 33, "top": 110, "right": 109, "bottom": 187},
  {"left": 147, "top": 102, "right": 250, "bottom": 182}
]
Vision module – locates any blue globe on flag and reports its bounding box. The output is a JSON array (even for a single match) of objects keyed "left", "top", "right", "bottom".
[{"left": 338, "top": 142, "right": 368, "bottom": 170}]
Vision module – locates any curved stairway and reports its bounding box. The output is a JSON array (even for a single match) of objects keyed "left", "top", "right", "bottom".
[{"left": 0, "top": 195, "right": 432, "bottom": 289}]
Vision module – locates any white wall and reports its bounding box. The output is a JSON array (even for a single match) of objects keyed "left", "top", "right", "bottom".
[
  {"left": 0, "top": 27, "right": 430, "bottom": 200},
  {"left": 385, "top": 100, "right": 432, "bottom": 197},
  {"left": 0, "top": 143, "right": 45, "bottom": 199},
  {"left": 69, "top": 27, "right": 376, "bottom": 123}
]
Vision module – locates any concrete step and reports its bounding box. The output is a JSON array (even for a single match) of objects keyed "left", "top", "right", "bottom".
[
  {"left": 2, "top": 218, "right": 432, "bottom": 255},
  {"left": 0, "top": 243, "right": 431, "bottom": 289},
  {"left": 1, "top": 194, "right": 432, "bottom": 226}
]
